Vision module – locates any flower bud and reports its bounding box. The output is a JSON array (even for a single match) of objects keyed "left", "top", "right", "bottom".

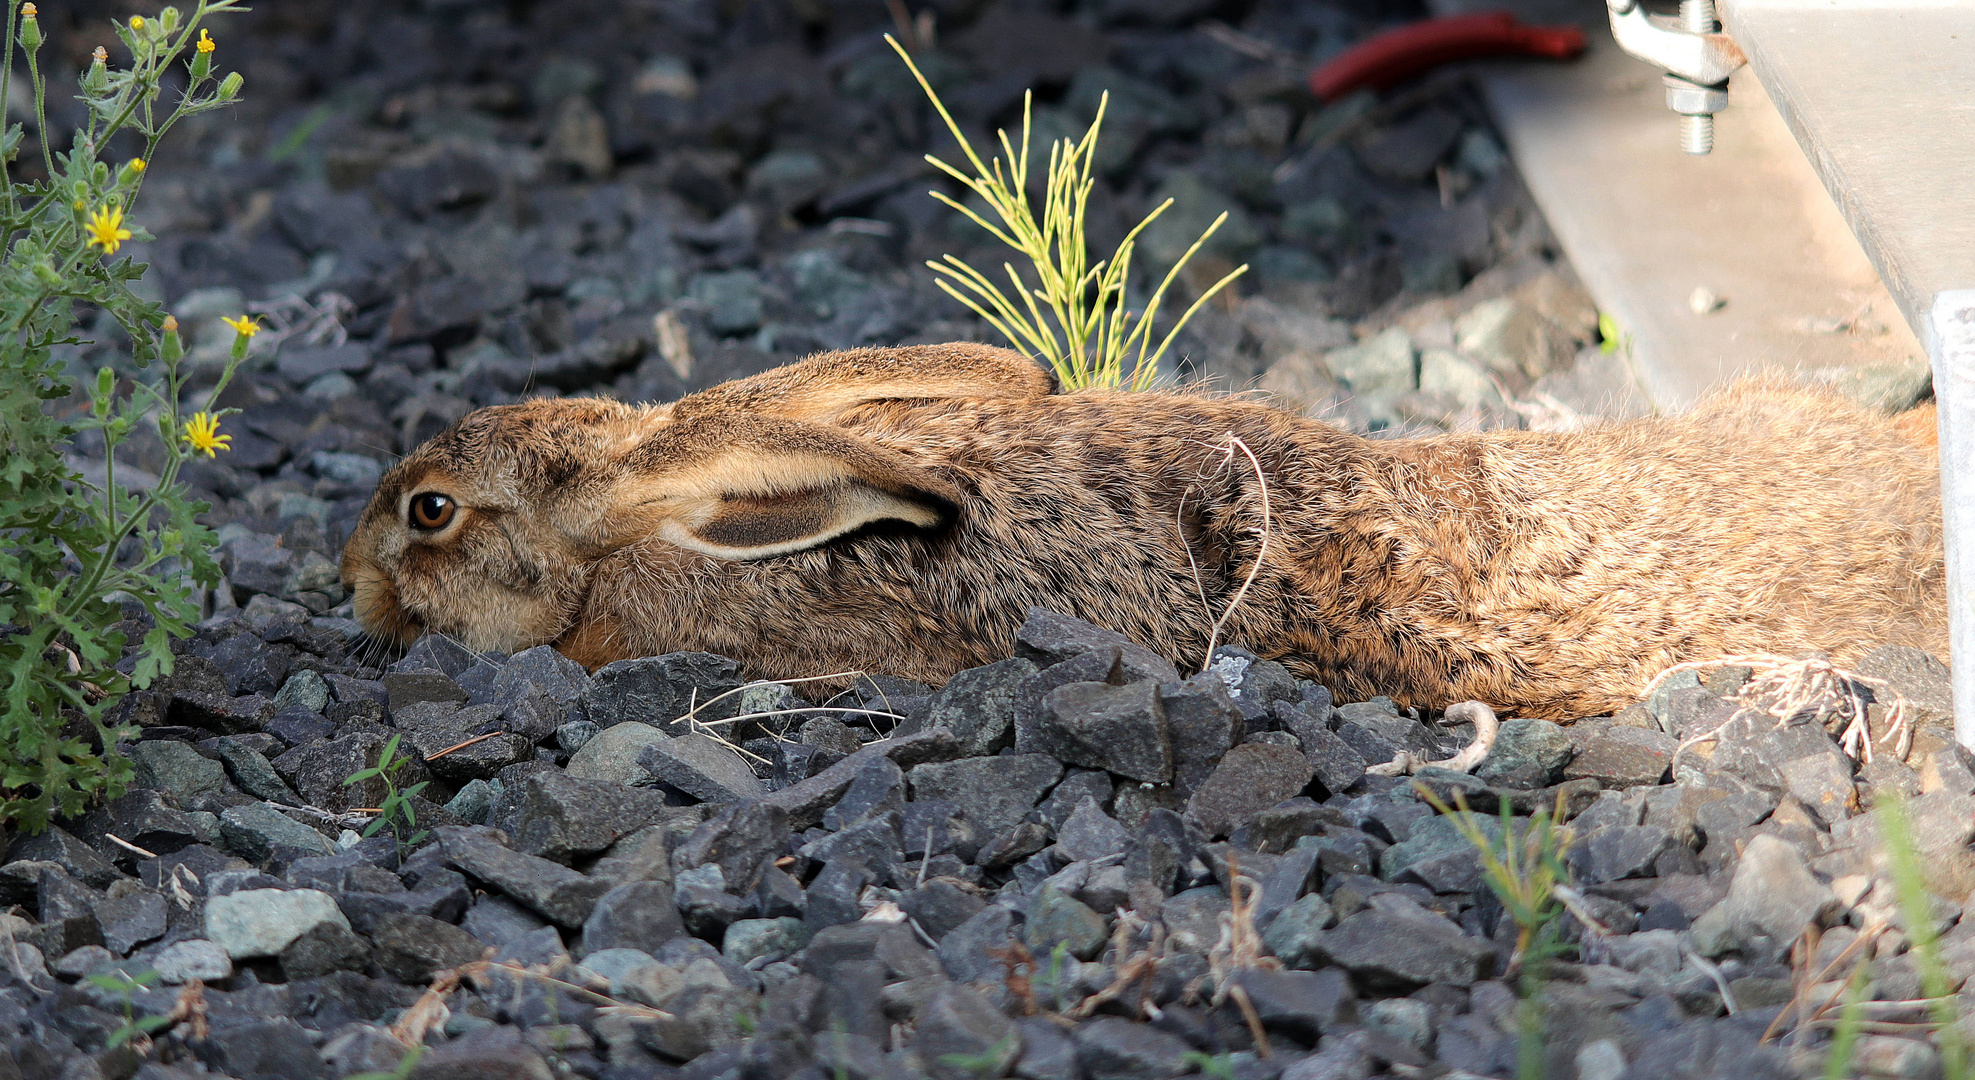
[
  {"left": 118, "top": 158, "right": 144, "bottom": 186},
  {"left": 32, "top": 259, "right": 59, "bottom": 286},
  {"left": 160, "top": 316, "right": 183, "bottom": 363},
  {"left": 216, "top": 70, "right": 241, "bottom": 101},
  {"left": 128, "top": 15, "right": 143, "bottom": 30},
  {"left": 188, "top": 48, "right": 209, "bottom": 83},
  {"left": 158, "top": 7, "right": 180, "bottom": 34},
  {"left": 86, "top": 46, "right": 108, "bottom": 92},
  {"left": 19, "top": 5, "right": 41, "bottom": 53}
]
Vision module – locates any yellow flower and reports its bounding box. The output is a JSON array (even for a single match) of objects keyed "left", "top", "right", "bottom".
[
  {"left": 182, "top": 412, "right": 230, "bottom": 458},
  {"left": 129, "top": 15, "right": 144, "bottom": 29},
  {"left": 129, "top": 158, "right": 145, "bottom": 172},
  {"left": 21, "top": 4, "right": 35, "bottom": 17},
  {"left": 221, "top": 314, "right": 260, "bottom": 337},
  {"left": 196, "top": 28, "right": 214, "bottom": 53},
  {"left": 84, "top": 205, "right": 131, "bottom": 254}
]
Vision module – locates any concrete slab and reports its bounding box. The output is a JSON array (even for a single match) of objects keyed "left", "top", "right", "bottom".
[{"left": 1425, "top": 0, "right": 1924, "bottom": 410}]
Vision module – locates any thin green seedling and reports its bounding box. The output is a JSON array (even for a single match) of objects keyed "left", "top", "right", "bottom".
[
  {"left": 1819, "top": 966, "right": 1871, "bottom": 1080},
  {"left": 346, "top": 1044, "right": 425, "bottom": 1080},
  {"left": 1182, "top": 1050, "right": 1237, "bottom": 1080},
  {"left": 938, "top": 1033, "right": 1018, "bottom": 1077},
  {"left": 888, "top": 34, "right": 1246, "bottom": 392},
  {"left": 1415, "top": 784, "right": 1575, "bottom": 979},
  {"left": 86, "top": 967, "right": 171, "bottom": 1049},
  {"left": 344, "top": 733, "right": 430, "bottom": 855},
  {"left": 1875, "top": 792, "right": 1970, "bottom": 1079}
]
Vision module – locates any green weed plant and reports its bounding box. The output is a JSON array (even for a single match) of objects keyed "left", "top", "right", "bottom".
[
  {"left": 0, "top": 0, "right": 251, "bottom": 831},
  {"left": 344, "top": 733, "right": 431, "bottom": 856},
  {"left": 888, "top": 35, "right": 1246, "bottom": 391}
]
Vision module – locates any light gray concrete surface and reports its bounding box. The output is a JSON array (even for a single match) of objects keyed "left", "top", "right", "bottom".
[{"left": 1426, "top": 0, "right": 1924, "bottom": 411}]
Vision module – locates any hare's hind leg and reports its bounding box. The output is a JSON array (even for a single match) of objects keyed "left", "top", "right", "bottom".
[{"left": 670, "top": 343, "right": 1055, "bottom": 422}]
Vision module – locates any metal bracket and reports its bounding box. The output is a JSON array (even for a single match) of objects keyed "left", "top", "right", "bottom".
[{"left": 1607, "top": 0, "right": 1748, "bottom": 153}]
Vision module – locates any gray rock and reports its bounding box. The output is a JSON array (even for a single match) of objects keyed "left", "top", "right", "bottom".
[
  {"left": 564, "top": 720, "right": 668, "bottom": 785},
  {"left": 1227, "top": 966, "right": 1354, "bottom": 1042},
  {"left": 1316, "top": 904, "right": 1495, "bottom": 987},
  {"left": 6, "top": 826, "right": 125, "bottom": 890},
  {"left": 1780, "top": 751, "right": 1859, "bottom": 825},
  {"left": 1563, "top": 725, "right": 1676, "bottom": 787},
  {"left": 937, "top": 904, "right": 1015, "bottom": 984},
  {"left": 1324, "top": 326, "right": 1415, "bottom": 400},
  {"left": 1282, "top": 1029, "right": 1373, "bottom": 1080},
  {"left": 672, "top": 802, "right": 788, "bottom": 891},
  {"left": 1076, "top": 1014, "right": 1195, "bottom": 1080},
  {"left": 210, "top": 736, "right": 304, "bottom": 803},
  {"left": 583, "top": 653, "right": 744, "bottom": 734},
  {"left": 371, "top": 911, "right": 486, "bottom": 983},
  {"left": 278, "top": 919, "right": 372, "bottom": 979},
  {"left": 765, "top": 728, "right": 965, "bottom": 828},
  {"left": 918, "top": 982, "right": 1020, "bottom": 1080},
  {"left": 1418, "top": 349, "right": 1506, "bottom": 410},
  {"left": 1208, "top": 647, "right": 1303, "bottom": 726},
  {"left": 383, "top": 669, "right": 469, "bottom": 712},
  {"left": 583, "top": 880, "right": 687, "bottom": 957},
  {"left": 1016, "top": 608, "right": 1181, "bottom": 682},
  {"left": 1263, "top": 893, "right": 1337, "bottom": 969},
  {"left": 1057, "top": 798, "right": 1132, "bottom": 863},
  {"left": 901, "top": 878, "right": 988, "bottom": 942},
  {"left": 278, "top": 343, "right": 372, "bottom": 384},
  {"left": 721, "top": 917, "right": 809, "bottom": 967},
  {"left": 1276, "top": 701, "right": 1366, "bottom": 796},
  {"left": 437, "top": 826, "right": 613, "bottom": 928},
  {"left": 1161, "top": 675, "right": 1243, "bottom": 797},
  {"left": 910, "top": 754, "right": 1064, "bottom": 837},
  {"left": 203, "top": 1016, "right": 332, "bottom": 1080},
  {"left": 272, "top": 670, "right": 331, "bottom": 714},
  {"left": 924, "top": 658, "right": 1037, "bottom": 757},
  {"left": 1455, "top": 297, "right": 1575, "bottom": 383},
  {"left": 153, "top": 938, "right": 232, "bottom": 983},
  {"left": 1186, "top": 743, "right": 1315, "bottom": 837},
  {"left": 218, "top": 802, "right": 335, "bottom": 863},
  {"left": 445, "top": 778, "right": 502, "bottom": 825},
  {"left": 487, "top": 769, "right": 670, "bottom": 864},
  {"left": 1158, "top": 886, "right": 1232, "bottom": 954},
  {"left": 691, "top": 270, "right": 765, "bottom": 335},
  {"left": 823, "top": 755, "right": 906, "bottom": 832},
  {"left": 398, "top": 701, "right": 534, "bottom": 782},
  {"left": 1035, "top": 681, "right": 1173, "bottom": 783},
  {"left": 1476, "top": 718, "right": 1574, "bottom": 788},
  {"left": 1139, "top": 170, "right": 1262, "bottom": 270},
  {"left": 1568, "top": 825, "right": 1674, "bottom": 884},
  {"left": 204, "top": 887, "right": 350, "bottom": 959},
  {"left": 93, "top": 888, "right": 167, "bottom": 955},
  {"left": 640, "top": 732, "right": 767, "bottom": 803},
  {"left": 1854, "top": 645, "right": 1954, "bottom": 725},
  {"left": 1026, "top": 885, "right": 1108, "bottom": 960},
  {"left": 129, "top": 740, "right": 227, "bottom": 798},
  {"left": 1720, "top": 833, "right": 1838, "bottom": 961}
]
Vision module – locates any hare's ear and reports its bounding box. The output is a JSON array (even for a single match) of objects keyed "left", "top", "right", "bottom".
[
  {"left": 670, "top": 343, "right": 1056, "bottom": 423},
  {"left": 596, "top": 414, "right": 963, "bottom": 560}
]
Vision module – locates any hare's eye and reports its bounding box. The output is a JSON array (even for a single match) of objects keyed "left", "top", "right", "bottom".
[{"left": 409, "top": 493, "right": 456, "bottom": 531}]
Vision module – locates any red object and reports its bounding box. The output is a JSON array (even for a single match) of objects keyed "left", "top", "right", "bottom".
[{"left": 1309, "top": 12, "right": 1587, "bottom": 102}]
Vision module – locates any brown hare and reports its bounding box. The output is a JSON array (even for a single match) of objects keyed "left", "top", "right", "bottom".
[{"left": 339, "top": 342, "right": 1945, "bottom": 720}]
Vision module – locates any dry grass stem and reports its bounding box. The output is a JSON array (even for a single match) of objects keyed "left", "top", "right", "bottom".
[
  {"left": 990, "top": 942, "right": 1040, "bottom": 1017},
  {"left": 1762, "top": 919, "right": 1889, "bottom": 1044},
  {"left": 1069, "top": 914, "right": 1166, "bottom": 1020},
  {"left": 104, "top": 833, "right": 157, "bottom": 858},
  {"left": 1367, "top": 700, "right": 1500, "bottom": 776},
  {"left": 694, "top": 706, "right": 905, "bottom": 729},
  {"left": 1645, "top": 654, "right": 1911, "bottom": 768},
  {"left": 168, "top": 979, "right": 209, "bottom": 1043},
  {"left": 424, "top": 730, "right": 502, "bottom": 761},
  {"left": 391, "top": 969, "right": 459, "bottom": 1047},
  {"left": 1200, "top": 435, "right": 1273, "bottom": 667}
]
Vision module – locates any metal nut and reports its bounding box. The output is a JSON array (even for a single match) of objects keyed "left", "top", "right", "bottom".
[{"left": 1663, "top": 76, "right": 1730, "bottom": 116}]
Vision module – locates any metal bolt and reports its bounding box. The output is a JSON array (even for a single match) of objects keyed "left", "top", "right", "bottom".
[
  {"left": 1681, "top": 0, "right": 1718, "bottom": 34},
  {"left": 1672, "top": 0, "right": 1724, "bottom": 154},
  {"left": 1681, "top": 114, "right": 1714, "bottom": 155}
]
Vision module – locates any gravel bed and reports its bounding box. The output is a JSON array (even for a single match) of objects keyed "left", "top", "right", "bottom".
[{"left": 13, "top": 0, "right": 1963, "bottom": 1078}]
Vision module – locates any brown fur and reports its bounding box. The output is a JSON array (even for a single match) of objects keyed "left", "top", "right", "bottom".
[{"left": 341, "top": 343, "right": 1945, "bottom": 720}]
